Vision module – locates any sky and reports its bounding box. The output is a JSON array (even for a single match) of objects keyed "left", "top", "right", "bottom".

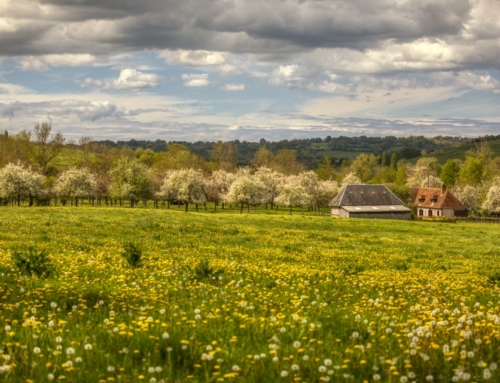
[{"left": 1, "top": 0, "right": 500, "bottom": 142}]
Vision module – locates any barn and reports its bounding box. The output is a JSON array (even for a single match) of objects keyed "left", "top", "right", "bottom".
[{"left": 328, "top": 184, "right": 412, "bottom": 220}]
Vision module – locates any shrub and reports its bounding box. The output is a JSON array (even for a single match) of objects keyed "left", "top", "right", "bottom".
[
  {"left": 193, "top": 259, "right": 223, "bottom": 281},
  {"left": 12, "top": 247, "right": 52, "bottom": 278},
  {"left": 121, "top": 242, "right": 143, "bottom": 268}
]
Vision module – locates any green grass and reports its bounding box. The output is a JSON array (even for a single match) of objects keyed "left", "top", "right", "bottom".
[{"left": 1, "top": 207, "right": 500, "bottom": 382}]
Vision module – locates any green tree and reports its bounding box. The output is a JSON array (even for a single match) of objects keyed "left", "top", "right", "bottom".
[
  {"left": 381, "top": 152, "right": 388, "bottom": 167},
  {"left": 459, "top": 156, "right": 485, "bottom": 187},
  {"left": 390, "top": 152, "right": 398, "bottom": 171},
  {"left": 29, "top": 122, "right": 65, "bottom": 174},
  {"left": 315, "top": 156, "right": 336, "bottom": 180},
  {"left": 440, "top": 159, "right": 460, "bottom": 188}
]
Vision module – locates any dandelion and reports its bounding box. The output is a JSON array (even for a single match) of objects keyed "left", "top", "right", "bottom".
[
  {"left": 352, "top": 331, "right": 359, "bottom": 339},
  {"left": 324, "top": 359, "right": 332, "bottom": 366},
  {"left": 47, "top": 373, "right": 54, "bottom": 380},
  {"left": 148, "top": 367, "right": 155, "bottom": 373},
  {"left": 76, "top": 357, "right": 82, "bottom": 363},
  {"left": 55, "top": 336, "right": 63, "bottom": 343},
  {"left": 33, "top": 347, "right": 41, "bottom": 354},
  {"left": 293, "top": 341, "right": 301, "bottom": 348},
  {"left": 232, "top": 365, "right": 240, "bottom": 372},
  {"left": 84, "top": 344, "right": 92, "bottom": 351},
  {"left": 490, "top": 363, "right": 498, "bottom": 371},
  {"left": 280, "top": 370, "right": 289, "bottom": 377},
  {"left": 66, "top": 347, "right": 75, "bottom": 355},
  {"left": 303, "top": 355, "right": 309, "bottom": 361},
  {"left": 319, "top": 366, "right": 327, "bottom": 373},
  {"left": 426, "top": 375, "right": 434, "bottom": 381},
  {"left": 50, "top": 302, "right": 57, "bottom": 308},
  {"left": 162, "top": 333, "right": 169, "bottom": 339},
  {"left": 291, "top": 364, "right": 299, "bottom": 371},
  {"left": 155, "top": 367, "right": 162, "bottom": 373},
  {"left": 107, "top": 365, "right": 115, "bottom": 372},
  {"left": 272, "top": 357, "right": 279, "bottom": 362},
  {"left": 280, "top": 327, "right": 286, "bottom": 333},
  {"left": 373, "top": 374, "right": 381, "bottom": 381}
]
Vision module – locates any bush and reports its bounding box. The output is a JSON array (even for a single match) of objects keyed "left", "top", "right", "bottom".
[
  {"left": 193, "top": 259, "right": 223, "bottom": 281},
  {"left": 121, "top": 242, "right": 143, "bottom": 268},
  {"left": 12, "top": 247, "right": 52, "bottom": 278}
]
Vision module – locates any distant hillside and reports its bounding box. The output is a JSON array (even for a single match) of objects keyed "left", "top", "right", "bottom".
[
  {"left": 98, "top": 135, "right": 477, "bottom": 169},
  {"left": 417, "top": 138, "right": 500, "bottom": 164}
]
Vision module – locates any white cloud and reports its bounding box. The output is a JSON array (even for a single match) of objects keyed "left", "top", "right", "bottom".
[
  {"left": 0, "top": 99, "right": 123, "bottom": 122},
  {"left": 160, "top": 50, "right": 228, "bottom": 66},
  {"left": 80, "top": 68, "right": 163, "bottom": 91},
  {"left": 16, "top": 54, "right": 97, "bottom": 71},
  {"left": 181, "top": 73, "right": 209, "bottom": 87},
  {"left": 221, "top": 83, "right": 245, "bottom": 91},
  {"left": 0, "top": 83, "right": 32, "bottom": 94}
]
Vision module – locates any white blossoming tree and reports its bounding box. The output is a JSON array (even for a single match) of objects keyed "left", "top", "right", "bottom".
[
  {"left": 163, "top": 169, "right": 207, "bottom": 212},
  {"left": 254, "top": 167, "right": 284, "bottom": 209},
  {"left": 453, "top": 185, "right": 479, "bottom": 214},
  {"left": 341, "top": 172, "right": 362, "bottom": 186},
  {"left": 483, "top": 177, "right": 500, "bottom": 214},
  {"left": 224, "top": 170, "right": 269, "bottom": 213},
  {"left": 205, "top": 170, "right": 236, "bottom": 210},
  {"left": 0, "top": 162, "right": 45, "bottom": 206},
  {"left": 315, "top": 180, "right": 339, "bottom": 214},
  {"left": 275, "top": 176, "right": 310, "bottom": 215},
  {"left": 110, "top": 157, "right": 155, "bottom": 207},
  {"left": 54, "top": 167, "right": 97, "bottom": 206}
]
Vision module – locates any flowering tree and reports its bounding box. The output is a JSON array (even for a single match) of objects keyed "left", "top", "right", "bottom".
[
  {"left": 275, "top": 176, "right": 310, "bottom": 215},
  {"left": 341, "top": 172, "right": 362, "bottom": 186},
  {"left": 54, "top": 167, "right": 97, "bottom": 206},
  {"left": 254, "top": 167, "right": 283, "bottom": 209},
  {"left": 453, "top": 185, "right": 479, "bottom": 213},
  {"left": 162, "top": 169, "right": 207, "bottom": 212},
  {"left": 315, "top": 180, "right": 339, "bottom": 214},
  {"left": 205, "top": 170, "right": 236, "bottom": 210},
  {"left": 298, "top": 171, "right": 320, "bottom": 209},
  {"left": 0, "top": 162, "right": 45, "bottom": 206},
  {"left": 224, "top": 170, "right": 269, "bottom": 213},
  {"left": 110, "top": 157, "right": 155, "bottom": 207},
  {"left": 483, "top": 178, "right": 500, "bottom": 214}
]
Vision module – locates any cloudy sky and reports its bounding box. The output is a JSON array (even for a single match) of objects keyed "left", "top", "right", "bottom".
[{"left": 1, "top": 0, "right": 500, "bottom": 141}]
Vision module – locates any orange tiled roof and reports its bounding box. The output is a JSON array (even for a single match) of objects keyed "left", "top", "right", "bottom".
[{"left": 410, "top": 187, "right": 467, "bottom": 210}]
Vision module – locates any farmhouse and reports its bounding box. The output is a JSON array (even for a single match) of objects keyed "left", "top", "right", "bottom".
[
  {"left": 411, "top": 186, "right": 468, "bottom": 218},
  {"left": 328, "top": 184, "right": 411, "bottom": 220}
]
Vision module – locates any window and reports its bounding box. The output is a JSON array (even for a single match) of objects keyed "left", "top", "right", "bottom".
[
  {"left": 419, "top": 209, "right": 423, "bottom": 216},
  {"left": 428, "top": 210, "right": 433, "bottom": 217}
]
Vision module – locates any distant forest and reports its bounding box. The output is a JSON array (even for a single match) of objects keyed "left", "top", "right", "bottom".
[{"left": 98, "top": 134, "right": 500, "bottom": 169}]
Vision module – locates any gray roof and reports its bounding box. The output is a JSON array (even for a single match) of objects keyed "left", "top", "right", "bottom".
[
  {"left": 341, "top": 205, "right": 411, "bottom": 213},
  {"left": 328, "top": 184, "right": 406, "bottom": 207}
]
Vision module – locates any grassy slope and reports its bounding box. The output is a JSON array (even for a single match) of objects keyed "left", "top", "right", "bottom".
[
  {"left": 1, "top": 208, "right": 500, "bottom": 382},
  {"left": 422, "top": 139, "right": 500, "bottom": 164}
]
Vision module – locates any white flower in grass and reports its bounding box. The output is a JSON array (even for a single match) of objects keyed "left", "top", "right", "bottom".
[
  {"left": 280, "top": 370, "right": 289, "bottom": 377},
  {"left": 107, "top": 365, "right": 115, "bottom": 372},
  {"left": 66, "top": 347, "right": 75, "bottom": 355},
  {"left": 33, "top": 347, "right": 41, "bottom": 354},
  {"left": 84, "top": 344, "right": 92, "bottom": 351}
]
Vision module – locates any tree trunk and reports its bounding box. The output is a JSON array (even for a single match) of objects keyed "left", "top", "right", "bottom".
[
  {"left": 240, "top": 202, "right": 244, "bottom": 214},
  {"left": 302, "top": 205, "right": 305, "bottom": 215},
  {"left": 247, "top": 204, "right": 250, "bottom": 213},
  {"left": 196, "top": 203, "right": 199, "bottom": 212},
  {"left": 185, "top": 202, "right": 189, "bottom": 212},
  {"left": 289, "top": 206, "right": 292, "bottom": 215},
  {"left": 215, "top": 201, "right": 217, "bottom": 211},
  {"left": 29, "top": 196, "right": 33, "bottom": 207},
  {"left": 17, "top": 195, "right": 21, "bottom": 207},
  {"left": 167, "top": 200, "right": 170, "bottom": 209},
  {"left": 204, "top": 203, "right": 207, "bottom": 211}
]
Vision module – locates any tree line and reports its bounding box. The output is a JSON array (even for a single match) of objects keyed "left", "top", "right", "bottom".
[{"left": 1, "top": 123, "right": 499, "bottom": 214}]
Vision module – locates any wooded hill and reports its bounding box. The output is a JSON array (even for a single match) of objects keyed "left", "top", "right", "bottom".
[{"left": 98, "top": 134, "right": 500, "bottom": 169}]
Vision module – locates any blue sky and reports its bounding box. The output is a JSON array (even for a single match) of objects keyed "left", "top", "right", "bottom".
[{"left": 1, "top": 0, "right": 500, "bottom": 142}]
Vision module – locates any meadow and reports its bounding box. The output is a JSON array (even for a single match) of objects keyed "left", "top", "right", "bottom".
[{"left": 1, "top": 207, "right": 500, "bottom": 383}]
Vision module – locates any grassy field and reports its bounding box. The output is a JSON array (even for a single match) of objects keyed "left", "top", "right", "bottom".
[{"left": 1, "top": 208, "right": 500, "bottom": 382}]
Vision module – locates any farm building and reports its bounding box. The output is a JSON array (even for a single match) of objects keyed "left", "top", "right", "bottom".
[
  {"left": 411, "top": 186, "right": 468, "bottom": 218},
  {"left": 328, "top": 184, "right": 412, "bottom": 220}
]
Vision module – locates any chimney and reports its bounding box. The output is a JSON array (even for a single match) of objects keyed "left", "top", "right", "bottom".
[{"left": 441, "top": 184, "right": 446, "bottom": 195}]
